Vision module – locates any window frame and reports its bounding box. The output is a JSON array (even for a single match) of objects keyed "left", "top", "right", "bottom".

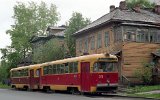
[
  {"left": 91, "top": 36, "right": 95, "bottom": 50},
  {"left": 105, "top": 32, "right": 110, "bottom": 47},
  {"left": 97, "top": 33, "right": 102, "bottom": 48}
]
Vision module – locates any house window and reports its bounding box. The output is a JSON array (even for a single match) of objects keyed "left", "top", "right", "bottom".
[
  {"left": 91, "top": 36, "right": 95, "bottom": 50},
  {"left": 114, "top": 27, "right": 122, "bottom": 42},
  {"left": 157, "top": 33, "right": 160, "bottom": 43},
  {"left": 124, "top": 32, "right": 136, "bottom": 41},
  {"left": 136, "top": 30, "right": 149, "bottom": 42},
  {"left": 150, "top": 30, "right": 160, "bottom": 43},
  {"left": 84, "top": 38, "right": 88, "bottom": 52},
  {"left": 97, "top": 33, "right": 102, "bottom": 48},
  {"left": 79, "top": 40, "right": 82, "bottom": 52},
  {"left": 105, "top": 32, "right": 110, "bottom": 46}
]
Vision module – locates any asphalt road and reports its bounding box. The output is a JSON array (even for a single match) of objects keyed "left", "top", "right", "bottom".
[{"left": 0, "top": 89, "right": 149, "bottom": 100}]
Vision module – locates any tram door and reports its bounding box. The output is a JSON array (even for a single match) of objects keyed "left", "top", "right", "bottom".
[
  {"left": 36, "top": 68, "right": 41, "bottom": 89},
  {"left": 30, "top": 69, "right": 34, "bottom": 89},
  {"left": 81, "top": 62, "right": 90, "bottom": 92}
]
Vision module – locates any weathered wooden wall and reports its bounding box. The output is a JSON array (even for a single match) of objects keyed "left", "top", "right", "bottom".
[
  {"left": 122, "top": 42, "right": 160, "bottom": 78},
  {"left": 75, "top": 24, "right": 123, "bottom": 56}
]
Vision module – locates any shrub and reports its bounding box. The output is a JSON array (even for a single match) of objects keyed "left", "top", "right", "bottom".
[{"left": 134, "top": 63, "right": 153, "bottom": 84}]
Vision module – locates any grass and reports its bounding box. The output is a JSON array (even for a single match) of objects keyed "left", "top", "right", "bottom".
[
  {"left": 128, "top": 94, "right": 160, "bottom": 99},
  {"left": 0, "top": 83, "right": 10, "bottom": 89},
  {"left": 126, "top": 85, "right": 160, "bottom": 99},
  {"left": 127, "top": 85, "right": 160, "bottom": 93}
]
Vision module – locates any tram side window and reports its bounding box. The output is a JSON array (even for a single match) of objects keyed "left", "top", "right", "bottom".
[
  {"left": 21, "top": 69, "right": 27, "bottom": 77},
  {"left": 65, "top": 63, "right": 69, "bottom": 73},
  {"left": 13, "top": 71, "right": 17, "bottom": 77},
  {"left": 69, "top": 62, "right": 74, "bottom": 73},
  {"left": 14, "top": 71, "right": 19, "bottom": 77},
  {"left": 60, "top": 64, "right": 64, "bottom": 74},
  {"left": 43, "top": 66, "right": 49, "bottom": 75},
  {"left": 24, "top": 69, "right": 28, "bottom": 76},
  {"left": 18, "top": 70, "right": 21, "bottom": 77},
  {"left": 36, "top": 69, "right": 40, "bottom": 76},
  {"left": 48, "top": 65, "right": 53, "bottom": 74},
  {"left": 52, "top": 65, "right": 57, "bottom": 74},
  {"left": 73, "top": 62, "right": 78, "bottom": 73},
  {"left": 12, "top": 71, "right": 16, "bottom": 77},
  {"left": 19, "top": 70, "right": 23, "bottom": 76},
  {"left": 93, "top": 63, "right": 100, "bottom": 72},
  {"left": 57, "top": 64, "right": 61, "bottom": 74}
]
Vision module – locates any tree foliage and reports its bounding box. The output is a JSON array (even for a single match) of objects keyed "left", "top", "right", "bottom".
[
  {"left": 6, "top": 1, "right": 60, "bottom": 59},
  {"left": 65, "top": 12, "right": 91, "bottom": 57},
  {"left": 0, "top": 47, "right": 21, "bottom": 81},
  {"left": 33, "top": 38, "right": 65, "bottom": 63},
  {"left": 0, "top": 1, "right": 60, "bottom": 81},
  {"left": 126, "top": 0, "right": 155, "bottom": 9}
]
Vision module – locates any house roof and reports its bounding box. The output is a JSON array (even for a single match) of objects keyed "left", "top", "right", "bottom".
[
  {"left": 74, "top": 8, "right": 160, "bottom": 35},
  {"left": 30, "top": 32, "right": 65, "bottom": 43},
  {"left": 152, "top": 51, "right": 160, "bottom": 57},
  {"left": 29, "top": 35, "right": 52, "bottom": 43},
  {"left": 54, "top": 31, "right": 65, "bottom": 37},
  {"left": 46, "top": 26, "right": 66, "bottom": 31}
]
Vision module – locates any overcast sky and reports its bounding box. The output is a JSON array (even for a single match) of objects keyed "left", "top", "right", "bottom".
[{"left": 0, "top": 0, "right": 123, "bottom": 58}]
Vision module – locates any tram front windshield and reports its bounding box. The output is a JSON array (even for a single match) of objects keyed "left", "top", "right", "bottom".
[{"left": 93, "top": 62, "right": 118, "bottom": 72}]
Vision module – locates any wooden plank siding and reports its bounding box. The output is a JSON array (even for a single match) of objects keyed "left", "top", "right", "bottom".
[
  {"left": 122, "top": 42, "right": 160, "bottom": 77},
  {"left": 76, "top": 25, "right": 123, "bottom": 56}
]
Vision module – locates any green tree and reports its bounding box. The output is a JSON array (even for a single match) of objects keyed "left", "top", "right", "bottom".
[
  {"left": 65, "top": 12, "right": 91, "bottom": 57},
  {"left": 126, "top": 0, "right": 155, "bottom": 9},
  {"left": 7, "top": 1, "right": 60, "bottom": 59},
  {"left": 33, "top": 39, "right": 65, "bottom": 63},
  {"left": 0, "top": 47, "right": 21, "bottom": 81}
]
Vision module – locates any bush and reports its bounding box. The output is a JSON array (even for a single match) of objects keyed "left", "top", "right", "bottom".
[{"left": 134, "top": 63, "right": 153, "bottom": 84}]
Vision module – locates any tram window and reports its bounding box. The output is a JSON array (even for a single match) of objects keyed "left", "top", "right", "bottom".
[
  {"left": 65, "top": 63, "right": 69, "bottom": 73},
  {"left": 13, "top": 71, "right": 17, "bottom": 77},
  {"left": 73, "top": 62, "right": 78, "bottom": 73},
  {"left": 19, "top": 70, "right": 22, "bottom": 76},
  {"left": 52, "top": 65, "right": 57, "bottom": 74},
  {"left": 11, "top": 71, "right": 14, "bottom": 77},
  {"left": 69, "top": 63, "right": 74, "bottom": 73},
  {"left": 43, "top": 66, "right": 49, "bottom": 75},
  {"left": 93, "top": 62, "right": 117, "bottom": 72},
  {"left": 60, "top": 64, "right": 64, "bottom": 74},
  {"left": 18, "top": 70, "right": 21, "bottom": 77},
  {"left": 93, "top": 63, "right": 99, "bottom": 72},
  {"left": 14, "top": 71, "right": 18, "bottom": 77},
  {"left": 36, "top": 69, "right": 40, "bottom": 76},
  {"left": 57, "top": 64, "right": 61, "bottom": 74},
  {"left": 25, "top": 69, "right": 29, "bottom": 76},
  {"left": 48, "top": 65, "right": 52, "bottom": 74}
]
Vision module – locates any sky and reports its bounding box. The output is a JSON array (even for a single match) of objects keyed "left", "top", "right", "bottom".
[{"left": 0, "top": 0, "right": 123, "bottom": 58}]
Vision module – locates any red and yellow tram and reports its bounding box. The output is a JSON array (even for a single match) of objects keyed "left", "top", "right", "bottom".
[{"left": 10, "top": 53, "right": 118, "bottom": 93}]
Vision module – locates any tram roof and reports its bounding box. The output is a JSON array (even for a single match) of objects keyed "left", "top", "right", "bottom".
[
  {"left": 46, "top": 53, "right": 117, "bottom": 65},
  {"left": 10, "top": 64, "right": 43, "bottom": 71},
  {"left": 10, "top": 53, "right": 117, "bottom": 71}
]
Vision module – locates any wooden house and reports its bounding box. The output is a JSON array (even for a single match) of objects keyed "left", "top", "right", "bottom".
[
  {"left": 74, "top": 1, "right": 160, "bottom": 84},
  {"left": 30, "top": 26, "right": 66, "bottom": 63}
]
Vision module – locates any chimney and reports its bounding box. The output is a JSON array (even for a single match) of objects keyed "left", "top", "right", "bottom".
[
  {"left": 133, "top": 4, "right": 141, "bottom": 13},
  {"left": 119, "top": 1, "right": 127, "bottom": 10},
  {"left": 154, "top": 5, "right": 160, "bottom": 14},
  {"left": 110, "top": 5, "right": 115, "bottom": 12}
]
